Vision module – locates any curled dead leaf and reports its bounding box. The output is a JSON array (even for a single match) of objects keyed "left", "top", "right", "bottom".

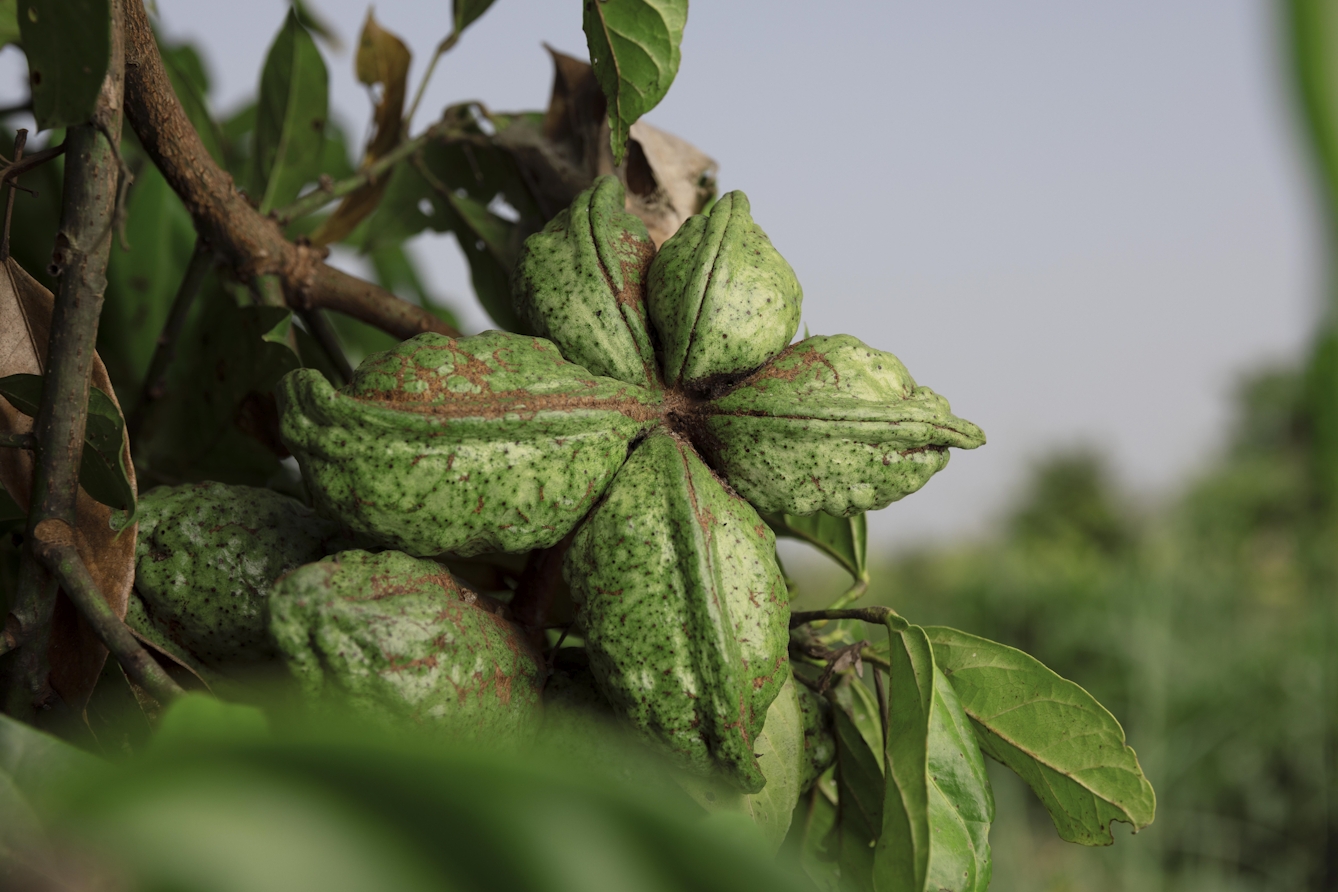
[
  {"left": 494, "top": 47, "right": 717, "bottom": 245},
  {"left": 0, "top": 257, "right": 138, "bottom": 713}
]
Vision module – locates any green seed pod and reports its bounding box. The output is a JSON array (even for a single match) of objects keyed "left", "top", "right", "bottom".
[
  {"left": 701, "top": 335, "right": 985, "bottom": 517},
  {"left": 566, "top": 432, "right": 790, "bottom": 792},
  {"left": 268, "top": 549, "right": 543, "bottom": 741},
  {"left": 512, "top": 176, "right": 659, "bottom": 387},
  {"left": 278, "top": 331, "right": 661, "bottom": 557},
  {"left": 648, "top": 191, "right": 802, "bottom": 388},
  {"left": 131, "top": 482, "right": 341, "bottom": 664},
  {"left": 796, "top": 681, "right": 837, "bottom": 793}
]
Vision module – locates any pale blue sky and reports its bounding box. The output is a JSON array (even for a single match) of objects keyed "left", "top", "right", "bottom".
[{"left": 1, "top": 1, "right": 1319, "bottom": 546}]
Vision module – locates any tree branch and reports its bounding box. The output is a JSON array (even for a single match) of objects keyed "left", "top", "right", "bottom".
[
  {"left": 789, "top": 606, "right": 906, "bottom": 629},
  {"left": 30, "top": 519, "right": 183, "bottom": 704},
  {"left": 3, "top": 4, "right": 126, "bottom": 718},
  {"left": 120, "top": 0, "right": 459, "bottom": 341}
]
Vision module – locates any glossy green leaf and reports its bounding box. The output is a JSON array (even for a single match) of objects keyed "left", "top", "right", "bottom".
[
  {"left": 0, "top": 373, "right": 134, "bottom": 511},
  {"left": 924, "top": 667, "right": 994, "bottom": 892},
  {"left": 19, "top": 0, "right": 110, "bottom": 130},
  {"left": 832, "top": 701, "right": 882, "bottom": 892},
  {"left": 872, "top": 621, "right": 933, "bottom": 892},
  {"left": 766, "top": 510, "right": 867, "bottom": 581},
  {"left": 926, "top": 625, "right": 1156, "bottom": 845},
  {"left": 255, "top": 10, "right": 330, "bottom": 213},
  {"left": 582, "top": 0, "right": 687, "bottom": 164},
  {"left": 0, "top": 0, "right": 20, "bottom": 48},
  {"left": 680, "top": 674, "right": 805, "bottom": 852},
  {"left": 454, "top": 0, "right": 497, "bottom": 34}
]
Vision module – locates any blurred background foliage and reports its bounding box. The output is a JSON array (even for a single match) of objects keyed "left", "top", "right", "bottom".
[{"left": 794, "top": 360, "right": 1330, "bottom": 890}]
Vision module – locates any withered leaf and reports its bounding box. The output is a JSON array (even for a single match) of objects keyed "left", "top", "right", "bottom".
[
  {"left": 0, "top": 257, "right": 138, "bottom": 713},
  {"left": 310, "top": 11, "right": 411, "bottom": 247}
]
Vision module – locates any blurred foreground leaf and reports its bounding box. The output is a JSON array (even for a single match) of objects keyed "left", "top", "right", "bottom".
[{"left": 19, "top": 0, "right": 110, "bottom": 130}]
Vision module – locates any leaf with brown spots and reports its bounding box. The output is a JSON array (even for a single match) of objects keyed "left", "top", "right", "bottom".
[{"left": 0, "top": 257, "right": 137, "bottom": 712}]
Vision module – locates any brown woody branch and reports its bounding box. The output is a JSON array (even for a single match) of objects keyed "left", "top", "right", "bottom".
[
  {"left": 31, "top": 519, "right": 183, "bottom": 704},
  {"left": 120, "top": 0, "right": 459, "bottom": 342},
  {"left": 3, "top": 3, "right": 127, "bottom": 717}
]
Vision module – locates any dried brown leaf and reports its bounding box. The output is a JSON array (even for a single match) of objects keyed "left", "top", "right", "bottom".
[
  {"left": 0, "top": 257, "right": 138, "bottom": 712},
  {"left": 311, "top": 10, "right": 412, "bottom": 247},
  {"left": 498, "top": 48, "right": 716, "bottom": 245}
]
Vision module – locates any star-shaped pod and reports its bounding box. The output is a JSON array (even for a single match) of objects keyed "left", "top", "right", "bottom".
[{"left": 279, "top": 176, "right": 983, "bottom": 790}]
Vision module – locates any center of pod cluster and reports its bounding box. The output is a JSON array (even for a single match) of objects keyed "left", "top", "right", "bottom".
[{"left": 276, "top": 175, "right": 984, "bottom": 791}]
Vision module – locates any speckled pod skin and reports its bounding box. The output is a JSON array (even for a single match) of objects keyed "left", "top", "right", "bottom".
[
  {"left": 701, "top": 335, "right": 986, "bottom": 516},
  {"left": 278, "top": 331, "right": 661, "bottom": 557},
  {"left": 132, "top": 482, "right": 341, "bottom": 664},
  {"left": 512, "top": 176, "right": 659, "bottom": 387},
  {"left": 268, "top": 549, "right": 542, "bottom": 740},
  {"left": 566, "top": 433, "right": 790, "bottom": 792},
  {"left": 648, "top": 191, "right": 802, "bottom": 388}
]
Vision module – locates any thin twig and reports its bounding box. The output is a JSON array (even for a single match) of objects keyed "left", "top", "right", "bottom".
[
  {"left": 128, "top": 238, "right": 214, "bottom": 445},
  {"left": 2, "top": 8, "right": 125, "bottom": 718},
  {"left": 274, "top": 115, "right": 468, "bottom": 224},
  {"left": 0, "top": 142, "right": 66, "bottom": 184},
  {"left": 790, "top": 606, "right": 906, "bottom": 629},
  {"left": 873, "top": 666, "right": 889, "bottom": 750},
  {"left": 405, "top": 31, "right": 460, "bottom": 129},
  {"left": 0, "top": 128, "right": 26, "bottom": 262},
  {"left": 298, "top": 308, "right": 353, "bottom": 385},
  {"left": 0, "top": 432, "right": 35, "bottom": 450},
  {"left": 31, "top": 519, "right": 183, "bottom": 704}
]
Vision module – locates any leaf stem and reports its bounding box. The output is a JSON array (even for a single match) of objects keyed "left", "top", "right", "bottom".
[
  {"left": 790, "top": 606, "right": 907, "bottom": 630},
  {"left": 3, "top": 6, "right": 126, "bottom": 718},
  {"left": 128, "top": 238, "right": 214, "bottom": 446},
  {"left": 30, "top": 519, "right": 183, "bottom": 704},
  {"left": 0, "top": 432, "right": 34, "bottom": 450},
  {"left": 299, "top": 308, "right": 353, "bottom": 385},
  {"left": 404, "top": 31, "right": 459, "bottom": 131},
  {"left": 0, "top": 128, "right": 26, "bottom": 262}
]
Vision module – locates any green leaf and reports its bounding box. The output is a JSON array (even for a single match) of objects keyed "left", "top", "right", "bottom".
[
  {"left": 766, "top": 511, "right": 868, "bottom": 581},
  {"left": 785, "top": 783, "right": 841, "bottom": 892},
  {"left": 924, "top": 667, "right": 994, "bottom": 892},
  {"left": 0, "top": 0, "right": 20, "bottom": 48},
  {"left": 137, "top": 287, "right": 302, "bottom": 488},
  {"left": 0, "top": 711, "right": 98, "bottom": 804},
  {"left": 255, "top": 10, "right": 330, "bottom": 214},
  {"left": 102, "top": 160, "right": 198, "bottom": 394},
  {"left": 679, "top": 674, "right": 805, "bottom": 853},
  {"left": 582, "top": 0, "right": 688, "bottom": 164},
  {"left": 831, "top": 699, "right": 882, "bottom": 892},
  {"left": 925, "top": 625, "right": 1156, "bottom": 845},
  {"left": 150, "top": 694, "right": 270, "bottom": 753},
  {"left": 0, "top": 374, "right": 135, "bottom": 511},
  {"left": 453, "top": 0, "right": 497, "bottom": 34},
  {"left": 18, "top": 0, "right": 110, "bottom": 130},
  {"left": 871, "top": 622, "right": 933, "bottom": 892}
]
